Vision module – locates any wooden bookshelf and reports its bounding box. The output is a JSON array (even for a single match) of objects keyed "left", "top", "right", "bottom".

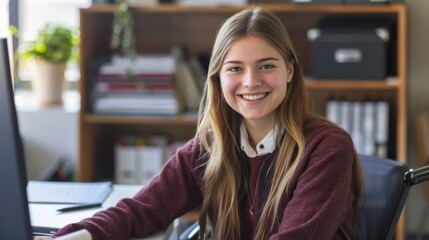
[{"left": 79, "top": 3, "right": 406, "bottom": 239}]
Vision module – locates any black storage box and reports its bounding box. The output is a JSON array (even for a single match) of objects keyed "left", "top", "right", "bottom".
[
  {"left": 344, "top": 0, "right": 390, "bottom": 4},
  {"left": 308, "top": 18, "right": 391, "bottom": 80},
  {"left": 293, "top": 0, "right": 390, "bottom": 4},
  {"left": 293, "top": 0, "right": 342, "bottom": 3}
]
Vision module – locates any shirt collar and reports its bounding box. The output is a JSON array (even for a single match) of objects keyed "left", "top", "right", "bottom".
[{"left": 240, "top": 122, "right": 284, "bottom": 158}]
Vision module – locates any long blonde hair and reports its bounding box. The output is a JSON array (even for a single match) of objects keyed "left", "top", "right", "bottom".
[{"left": 196, "top": 7, "right": 363, "bottom": 240}]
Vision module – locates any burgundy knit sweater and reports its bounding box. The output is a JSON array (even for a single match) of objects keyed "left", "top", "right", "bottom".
[{"left": 54, "top": 120, "right": 357, "bottom": 240}]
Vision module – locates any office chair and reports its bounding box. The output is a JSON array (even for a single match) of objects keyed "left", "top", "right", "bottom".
[
  {"left": 415, "top": 111, "right": 429, "bottom": 240},
  {"left": 359, "top": 154, "right": 409, "bottom": 240},
  {"left": 178, "top": 154, "right": 429, "bottom": 240}
]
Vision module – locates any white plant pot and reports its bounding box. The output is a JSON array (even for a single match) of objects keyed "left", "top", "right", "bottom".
[{"left": 28, "top": 59, "right": 66, "bottom": 106}]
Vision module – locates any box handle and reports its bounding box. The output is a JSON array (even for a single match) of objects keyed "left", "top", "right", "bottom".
[{"left": 335, "top": 49, "right": 362, "bottom": 63}]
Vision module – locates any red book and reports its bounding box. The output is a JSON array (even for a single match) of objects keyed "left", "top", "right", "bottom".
[
  {"left": 96, "top": 73, "right": 174, "bottom": 82},
  {"left": 94, "top": 82, "right": 174, "bottom": 93}
]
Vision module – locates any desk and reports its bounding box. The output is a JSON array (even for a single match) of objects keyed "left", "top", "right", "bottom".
[{"left": 29, "top": 184, "right": 164, "bottom": 240}]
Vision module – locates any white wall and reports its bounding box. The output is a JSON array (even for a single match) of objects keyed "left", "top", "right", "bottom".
[
  {"left": 16, "top": 92, "right": 79, "bottom": 180},
  {"left": 404, "top": 0, "right": 429, "bottom": 235}
]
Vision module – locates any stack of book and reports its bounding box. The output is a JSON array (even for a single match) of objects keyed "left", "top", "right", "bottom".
[
  {"left": 114, "top": 134, "right": 185, "bottom": 185},
  {"left": 326, "top": 99, "right": 390, "bottom": 158},
  {"left": 92, "top": 54, "right": 182, "bottom": 116}
]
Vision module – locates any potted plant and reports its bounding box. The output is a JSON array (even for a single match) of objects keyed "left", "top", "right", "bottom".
[{"left": 15, "top": 24, "right": 79, "bottom": 106}]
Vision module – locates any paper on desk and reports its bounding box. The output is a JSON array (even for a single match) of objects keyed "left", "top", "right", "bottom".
[{"left": 27, "top": 181, "right": 112, "bottom": 204}]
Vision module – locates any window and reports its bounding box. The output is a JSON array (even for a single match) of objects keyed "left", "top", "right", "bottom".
[
  {"left": 0, "top": 0, "right": 9, "bottom": 36},
  {"left": 21, "top": 0, "right": 91, "bottom": 40},
  {"left": 1, "top": 0, "right": 92, "bottom": 89}
]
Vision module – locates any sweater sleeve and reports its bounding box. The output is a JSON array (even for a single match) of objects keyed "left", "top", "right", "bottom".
[
  {"left": 53, "top": 138, "right": 204, "bottom": 240},
  {"left": 270, "top": 125, "right": 356, "bottom": 240}
]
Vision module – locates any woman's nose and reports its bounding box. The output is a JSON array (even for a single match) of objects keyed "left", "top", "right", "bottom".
[{"left": 242, "top": 70, "right": 262, "bottom": 88}]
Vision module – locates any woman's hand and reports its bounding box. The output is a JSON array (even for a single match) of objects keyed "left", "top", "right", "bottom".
[{"left": 33, "top": 236, "right": 54, "bottom": 240}]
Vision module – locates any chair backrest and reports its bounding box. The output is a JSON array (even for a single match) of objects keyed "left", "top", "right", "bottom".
[
  {"left": 415, "top": 111, "right": 429, "bottom": 201},
  {"left": 358, "top": 154, "right": 409, "bottom": 240}
]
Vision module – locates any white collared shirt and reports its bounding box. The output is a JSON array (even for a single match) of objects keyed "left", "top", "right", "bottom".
[{"left": 240, "top": 122, "right": 284, "bottom": 158}]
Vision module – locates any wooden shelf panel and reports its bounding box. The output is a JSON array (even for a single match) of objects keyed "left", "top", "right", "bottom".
[
  {"left": 82, "top": 3, "right": 405, "bottom": 14},
  {"left": 305, "top": 78, "right": 400, "bottom": 90},
  {"left": 83, "top": 113, "right": 198, "bottom": 126}
]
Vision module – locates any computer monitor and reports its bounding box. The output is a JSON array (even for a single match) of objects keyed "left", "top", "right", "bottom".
[{"left": 0, "top": 37, "right": 33, "bottom": 239}]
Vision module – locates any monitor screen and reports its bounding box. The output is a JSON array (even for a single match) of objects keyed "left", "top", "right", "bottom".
[{"left": 0, "top": 37, "right": 33, "bottom": 239}]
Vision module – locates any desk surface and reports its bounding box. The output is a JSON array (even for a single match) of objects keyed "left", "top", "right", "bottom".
[{"left": 30, "top": 184, "right": 164, "bottom": 240}]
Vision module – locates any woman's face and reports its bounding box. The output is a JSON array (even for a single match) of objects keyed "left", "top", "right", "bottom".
[{"left": 220, "top": 36, "right": 293, "bottom": 128}]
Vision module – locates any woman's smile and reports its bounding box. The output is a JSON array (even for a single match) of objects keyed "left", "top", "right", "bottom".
[{"left": 241, "top": 93, "right": 268, "bottom": 101}]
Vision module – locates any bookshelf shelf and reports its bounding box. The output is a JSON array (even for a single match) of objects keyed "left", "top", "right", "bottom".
[
  {"left": 84, "top": 3, "right": 405, "bottom": 14},
  {"left": 304, "top": 79, "right": 400, "bottom": 89},
  {"left": 78, "top": 3, "right": 407, "bottom": 239}
]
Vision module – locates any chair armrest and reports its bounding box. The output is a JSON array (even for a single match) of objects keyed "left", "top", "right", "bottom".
[{"left": 404, "top": 165, "right": 429, "bottom": 185}]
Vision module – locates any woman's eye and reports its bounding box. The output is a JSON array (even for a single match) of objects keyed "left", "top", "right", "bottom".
[
  {"left": 260, "top": 64, "right": 275, "bottom": 70},
  {"left": 227, "top": 66, "right": 241, "bottom": 72}
]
